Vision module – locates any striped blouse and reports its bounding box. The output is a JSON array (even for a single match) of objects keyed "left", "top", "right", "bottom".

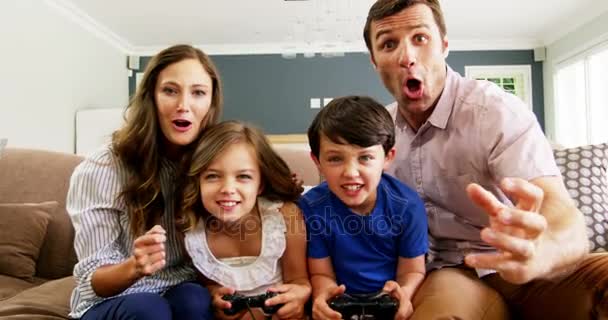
[{"left": 67, "top": 146, "right": 196, "bottom": 318}]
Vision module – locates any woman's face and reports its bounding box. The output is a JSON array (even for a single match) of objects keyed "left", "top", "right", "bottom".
[{"left": 155, "top": 58, "right": 213, "bottom": 150}]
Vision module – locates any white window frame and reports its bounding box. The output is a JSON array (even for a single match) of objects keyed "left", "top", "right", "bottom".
[
  {"left": 464, "top": 65, "right": 533, "bottom": 110},
  {"left": 553, "top": 41, "right": 608, "bottom": 146},
  {"left": 135, "top": 72, "right": 144, "bottom": 89}
]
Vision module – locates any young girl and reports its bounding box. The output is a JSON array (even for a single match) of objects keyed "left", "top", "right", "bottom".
[{"left": 178, "top": 121, "right": 311, "bottom": 320}]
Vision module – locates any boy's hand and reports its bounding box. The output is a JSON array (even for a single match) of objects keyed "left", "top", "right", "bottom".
[
  {"left": 267, "top": 283, "right": 311, "bottom": 319},
  {"left": 312, "top": 284, "right": 345, "bottom": 320},
  {"left": 383, "top": 281, "right": 413, "bottom": 320},
  {"left": 209, "top": 286, "right": 243, "bottom": 320}
]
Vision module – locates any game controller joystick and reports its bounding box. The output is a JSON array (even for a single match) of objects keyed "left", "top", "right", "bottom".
[
  {"left": 222, "top": 291, "right": 283, "bottom": 316},
  {"left": 328, "top": 291, "right": 398, "bottom": 319}
]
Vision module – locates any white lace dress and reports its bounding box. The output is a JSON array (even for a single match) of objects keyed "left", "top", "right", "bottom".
[{"left": 184, "top": 197, "right": 287, "bottom": 296}]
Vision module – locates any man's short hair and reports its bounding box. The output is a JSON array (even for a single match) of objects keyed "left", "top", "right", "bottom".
[
  {"left": 308, "top": 95, "right": 395, "bottom": 159},
  {"left": 363, "top": 0, "right": 447, "bottom": 56}
]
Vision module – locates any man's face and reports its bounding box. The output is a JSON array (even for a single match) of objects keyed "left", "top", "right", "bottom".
[{"left": 370, "top": 4, "right": 448, "bottom": 127}]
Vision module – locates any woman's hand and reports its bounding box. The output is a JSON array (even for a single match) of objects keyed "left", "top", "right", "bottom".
[
  {"left": 267, "top": 283, "right": 312, "bottom": 319},
  {"left": 131, "top": 224, "right": 167, "bottom": 279}
]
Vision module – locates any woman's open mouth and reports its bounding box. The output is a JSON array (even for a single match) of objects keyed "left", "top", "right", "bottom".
[{"left": 172, "top": 119, "right": 192, "bottom": 132}]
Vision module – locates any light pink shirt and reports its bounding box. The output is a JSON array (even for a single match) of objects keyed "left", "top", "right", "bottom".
[{"left": 386, "top": 66, "right": 560, "bottom": 272}]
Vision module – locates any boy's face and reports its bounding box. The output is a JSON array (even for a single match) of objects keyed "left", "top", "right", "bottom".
[{"left": 312, "top": 135, "right": 395, "bottom": 215}]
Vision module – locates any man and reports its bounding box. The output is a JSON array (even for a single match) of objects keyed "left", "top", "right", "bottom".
[{"left": 364, "top": 0, "right": 608, "bottom": 319}]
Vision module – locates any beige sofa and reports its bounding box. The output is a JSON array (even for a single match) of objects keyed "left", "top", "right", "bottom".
[
  {"left": 2, "top": 142, "right": 603, "bottom": 319},
  {"left": 0, "top": 148, "right": 83, "bottom": 319},
  {"left": 0, "top": 145, "right": 320, "bottom": 319}
]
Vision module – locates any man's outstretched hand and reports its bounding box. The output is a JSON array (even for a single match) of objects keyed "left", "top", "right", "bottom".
[{"left": 464, "top": 178, "right": 550, "bottom": 284}]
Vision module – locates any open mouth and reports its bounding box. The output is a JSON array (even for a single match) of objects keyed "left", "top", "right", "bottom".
[
  {"left": 407, "top": 78, "right": 421, "bottom": 91},
  {"left": 404, "top": 78, "right": 424, "bottom": 99},
  {"left": 173, "top": 119, "right": 192, "bottom": 128}
]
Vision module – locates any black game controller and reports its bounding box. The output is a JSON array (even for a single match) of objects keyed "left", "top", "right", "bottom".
[
  {"left": 222, "top": 291, "right": 283, "bottom": 316},
  {"left": 328, "top": 291, "right": 398, "bottom": 319}
]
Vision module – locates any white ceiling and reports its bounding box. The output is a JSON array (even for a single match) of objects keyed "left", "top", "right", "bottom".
[{"left": 48, "top": 0, "right": 608, "bottom": 55}]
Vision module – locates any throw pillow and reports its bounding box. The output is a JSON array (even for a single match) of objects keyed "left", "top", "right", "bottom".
[
  {"left": 0, "top": 201, "right": 57, "bottom": 281},
  {"left": 553, "top": 143, "right": 608, "bottom": 252}
]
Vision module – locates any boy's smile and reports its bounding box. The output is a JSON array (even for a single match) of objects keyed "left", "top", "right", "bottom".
[{"left": 312, "top": 135, "right": 395, "bottom": 215}]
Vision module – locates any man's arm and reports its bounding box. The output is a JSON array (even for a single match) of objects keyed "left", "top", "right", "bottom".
[
  {"left": 465, "top": 176, "right": 588, "bottom": 284},
  {"left": 531, "top": 176, "right": 588, "bottom": 274}
]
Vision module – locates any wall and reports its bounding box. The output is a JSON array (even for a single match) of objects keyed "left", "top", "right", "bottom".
[
  {"left": 0, "top": 0, "right": 128, "bottom": 153},
  {"left": 132, "top": 49, "right": 543, "bottom": 134},
  {"left": 543, "top": 10, "right": 608, "bottom": 140}
]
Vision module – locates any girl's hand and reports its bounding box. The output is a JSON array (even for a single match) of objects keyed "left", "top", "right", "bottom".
[
  {"left": 383, "top": 280, "right": 413, "bottom": 320},
  {"left": 210, "top": 286, "right": 244, "bottom": 320},
  {"left": 267, "top": 283, "right": 311, "bottom": 319},
  {"left": 312, "top": 285, "right": 344, "bottom": 320},
  {"left": 131, "top": 225, "right": 166, "bottom": 279}
]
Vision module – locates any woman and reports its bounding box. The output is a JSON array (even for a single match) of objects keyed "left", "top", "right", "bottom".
[{"left": 67, "top": 44, "right": 222, "bottom": 320}]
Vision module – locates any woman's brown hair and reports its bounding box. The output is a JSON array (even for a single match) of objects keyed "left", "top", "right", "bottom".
[
  {"left": 177, "top": 121, "right": 303, "bottom": 232},
  {"left": 112, "top": 44, "right": 223, "bottom": 236}
]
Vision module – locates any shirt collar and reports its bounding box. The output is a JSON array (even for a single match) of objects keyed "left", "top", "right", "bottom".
[{"left": 426, "top": 65, "right": 458, "bottom": 130}]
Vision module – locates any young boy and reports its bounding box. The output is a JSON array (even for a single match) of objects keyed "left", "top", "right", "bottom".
[{"left": 299, "top": 95, "right": 428, "bottom": 320}]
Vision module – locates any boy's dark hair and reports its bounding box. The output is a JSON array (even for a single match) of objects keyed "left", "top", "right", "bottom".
[{"left": 308, "top": 95, "right": 395, "bottom": 159}]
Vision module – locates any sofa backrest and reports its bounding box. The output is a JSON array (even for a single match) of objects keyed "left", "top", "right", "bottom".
[
  {"left": 272, "top": 144, "right": 321, "bottom": 186},
  {"left": 0, "top": 148, "right": 83, "bottom": 280},
  {"left": 0, "top": 145, "right": 318, "bottom": 280}
]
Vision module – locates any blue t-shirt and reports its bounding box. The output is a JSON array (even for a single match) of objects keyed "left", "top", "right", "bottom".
[{"left": 300, "top": 173, "right": 428, "bottom": 294}]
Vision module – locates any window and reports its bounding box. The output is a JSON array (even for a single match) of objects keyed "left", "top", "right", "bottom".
[
  {"left": 465, "top": 65, "right": 533, "bottom": 110},
  {"left": 554, "top": 44, "right": 608, "bottom": 147}
]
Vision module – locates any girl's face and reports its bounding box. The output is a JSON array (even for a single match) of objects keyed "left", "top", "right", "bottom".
[
  {"left": 155, "top": 58, "right": 213, "bottom": 152},
  {"left": 199, "top": 142, "right": 263, "bottom": 224}
]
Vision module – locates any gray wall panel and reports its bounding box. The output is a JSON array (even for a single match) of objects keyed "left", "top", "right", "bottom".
[{"left": 129, "top": 50, "right": 544, "bottom": 133}]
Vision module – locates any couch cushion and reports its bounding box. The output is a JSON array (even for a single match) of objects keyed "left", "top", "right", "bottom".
[
  {"left": 0, "top": 148, "right": 83, "bottom": 280},
  {"left": 0, "top": 276, "right": 73, "bottom": 319},
  {"left": 0, "top": 202, "right": 57, "bottom": 281},
  {"left": 553, "top": 143, "right": 608, "bottom": 252},
  {"left": 273, "top": 144, "right": 321, "bottom": 186},
  {"left": 0, "top": 275, "right": 43, "bottom": 301}
]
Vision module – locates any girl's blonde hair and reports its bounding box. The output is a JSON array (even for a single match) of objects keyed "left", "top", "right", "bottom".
[{"left": 176, "top": 121, "right": 303, "bottom": 232}]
